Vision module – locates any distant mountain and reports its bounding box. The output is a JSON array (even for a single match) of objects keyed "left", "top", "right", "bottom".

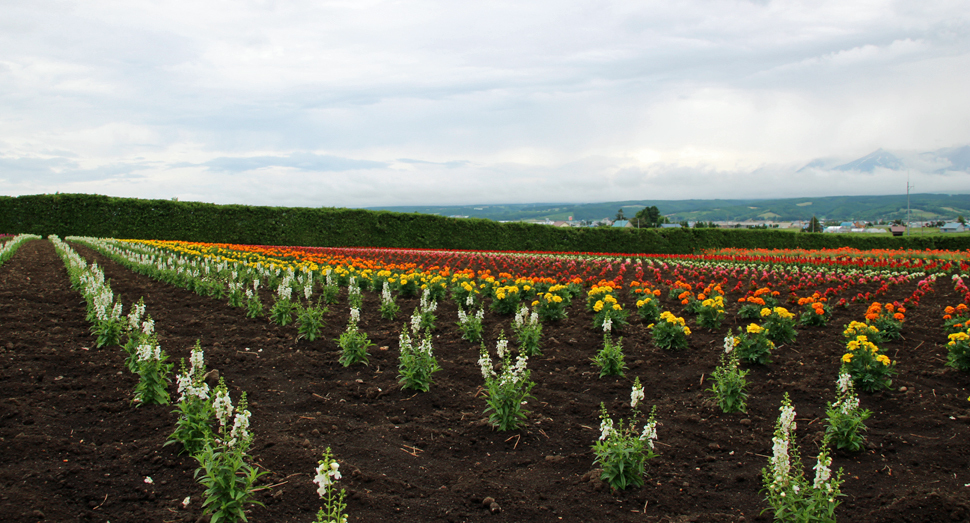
[
  {"left": 367, "top": 193, "right": 970, "bottom": 223},
  {"left": 833, "top": 149, "right": 904, "bottom": 172},
  {"left": 801, "top": 145, "right": 970, "bottom": 174}
]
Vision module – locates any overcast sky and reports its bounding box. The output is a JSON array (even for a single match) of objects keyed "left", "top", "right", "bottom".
[{"left": 2, "top": 0, "right": 969, "bottom": 208}]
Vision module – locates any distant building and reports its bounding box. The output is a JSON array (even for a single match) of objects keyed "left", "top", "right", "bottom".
[
  {"left": 660, "top": 223, "right": 682, "bottom": 229},
  {"left": 612, "top": 220, "right": 631, "bottom": 228},
  {"left": 551, "top": 221, "right": 571, "bottom": 227},
  {"left": 889, "top": 225, "right": 906, "bottom": 236},
  {"left": 941, "top": 222, "right": 967, "bottom": 233}
]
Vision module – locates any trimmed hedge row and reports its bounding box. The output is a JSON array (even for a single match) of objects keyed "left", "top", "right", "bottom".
[{"left": 2, "top": 193, "right": 969, "bottom": 254}]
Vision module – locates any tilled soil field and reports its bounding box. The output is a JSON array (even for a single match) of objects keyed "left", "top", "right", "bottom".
[{"left": 1, "top": 239, "right": 970, "bottom": 522}]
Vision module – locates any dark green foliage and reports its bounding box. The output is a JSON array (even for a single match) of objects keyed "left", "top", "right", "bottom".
[{"left": 3, "top": 193, "right": 970, "bottom": 253}]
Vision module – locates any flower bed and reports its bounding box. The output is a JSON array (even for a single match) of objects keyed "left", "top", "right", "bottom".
[{"left": 0, "top": 239, "right": 969, "bottom": 522}]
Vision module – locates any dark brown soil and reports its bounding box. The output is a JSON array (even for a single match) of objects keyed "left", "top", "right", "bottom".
[{"left": 1, "top": 239, "right": 969, "bottom": 523}]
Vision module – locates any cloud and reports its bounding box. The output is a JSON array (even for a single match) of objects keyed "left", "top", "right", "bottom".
[
  {"left": 0, "top": 1, "right": 968, "bottom": 207},
  {"left": 199, "top": 152, "right": 387, "bottom": 173}
]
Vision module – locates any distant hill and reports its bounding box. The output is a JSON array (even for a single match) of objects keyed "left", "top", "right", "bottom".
[{"left": 366, "top": 193, "right": 970, "bottom": 223}]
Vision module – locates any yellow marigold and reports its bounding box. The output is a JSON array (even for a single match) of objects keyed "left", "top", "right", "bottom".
[
  {"left": 949, "top": 332, "right": 970, "bottom": 342},
  {"left": 647, "top": 323, "right": 655, "bottom": 329},
  {"left": 773, "top": 307, "right": 793, "bottom": 319},
  {"left": 876, "top": 354, "right": 891, "bottom": 366},
  {"left": 842, "top": 353, "right": 853, "bottom": 363},
  {"left": 593, "top": 300, "right": 604, "bottom": 312},
  {"left": 747, "top": 323, "right": 764, "bottom": 334},
  {"left": 496, "top": 291, "right": 506, "bottom": 300},
  {"left": 531, "top": 300, "right": 539, "bottom": 307},
  {"left": 604, "top": 295, "right": 617, "bottom": 304},
  {"left": 683, "top": 327, "right": 691, "bottom": 336},
  {"left": 553, "top": 295, "right": 563, "bottom": 303},
  {"left": 760, "top": 308, "right": 772, "bottom": 317},
  {"left": 612, "top": 304, "right": 621, "bottom": 311}
]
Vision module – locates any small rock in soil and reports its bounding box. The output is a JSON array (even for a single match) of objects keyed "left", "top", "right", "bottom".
[
  {"left": 489, "top": 502, "right": 501, "bottom": 514},
  {"left": 481, "top": 496, "right": 494, "bottom": 507}
]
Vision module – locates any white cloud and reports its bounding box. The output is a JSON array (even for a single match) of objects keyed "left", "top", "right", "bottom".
[{"left": 0, "top": 0, "right": 968, "bottom": 207}]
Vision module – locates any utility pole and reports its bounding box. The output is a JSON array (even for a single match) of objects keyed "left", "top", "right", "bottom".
[{"left": 906, "top": 174, "right": 913, "bottom": 236}]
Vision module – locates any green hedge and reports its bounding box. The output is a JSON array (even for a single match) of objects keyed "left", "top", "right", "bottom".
[{"left": 2, "top": 193, "right": 969, "bottom": 254}]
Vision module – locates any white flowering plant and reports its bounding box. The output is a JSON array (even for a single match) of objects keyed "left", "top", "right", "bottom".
[
  {"left": 346, "top": 277, "right": 364, "bottom": 309},
  {"left": 312, "top": 447, "right": 348, "bottom": 523},
  {"left": 708, "top": 335, "right": 749, "bottom": 413},
  {"left": 167, "top": 342, "right": 213, "bottom": 455},
  {"left": 269, "top": 278, "right": 297, "bottom": 326},
  {"left": 397, "top": 327, "right": 440, "bottom": 392},
  {"left": 122, "top": 299, "right": 154, "bottom": 372},
  {"left": 592, "top": 379, "right": 658, "bottom": 490},
  {"left": 592, "top": 334, "right": 626, "bottom": 377},
  {"left": 456, "top": 305, "right": 485, "bottom": 343},
  {"left": 319, "top": 271, "right": 340, "bottom": 305},
  {"left": 412, "top": 288, "right": 438, "bottom": 332},
  {"left": 824, "top": 373, "right": 871, "bottom": 453},
  {"left": 244, "top": 280, "right": 264, "bottom": 319},
  {"left": 226, "top": 277, "right": 245, "bottom": 308},
  {"left": 479, "top": 332, "right": 535, "bottom": 431},
  {"left": 512, "top": 305, "right": 543, "bottom": 356},
  {"left": 379, "top": 281, "right": 400, "bottom": 320},
  {"left": 337, "top": 308, "right": 373, "bottom": 367},
  {"left": 194, "top": 381, "right": 267, "bottom": 523},
  {"left": 133, "top": 340, "right": 172, "bottom": 406},
  {"left": 761, "top": 393, "right": 844, "bottom": 522},
  {"left": 91, "top": 293, "right": 125, "bottom": 348}
]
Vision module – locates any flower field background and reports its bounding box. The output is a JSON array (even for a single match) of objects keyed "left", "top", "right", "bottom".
[{"left": 1, "top": 238, "right": 970, "bottom": 522}]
